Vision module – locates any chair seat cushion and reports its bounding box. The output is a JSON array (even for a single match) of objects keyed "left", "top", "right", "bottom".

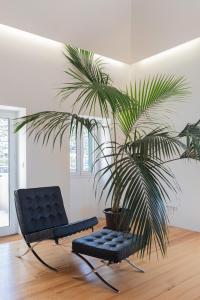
[
  {"left": 25, "top": 228, "right": 54, "bottom": 243},
  {"left": 53, "top": 217, "right": 98, "bottom": 238},
  {"left": 72, "top": 229, "right": 141, "bottom": 263},
  {"left": 25, "top": 217, "right": 98, "bottom": 243}
]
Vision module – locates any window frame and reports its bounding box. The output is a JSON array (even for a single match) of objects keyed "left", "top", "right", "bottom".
[
  {"left": 70, "top": 127, "right": 96, "bottom": 177},
  {"left": 69, "top": 117, "right": 109, "bottom": 177}
]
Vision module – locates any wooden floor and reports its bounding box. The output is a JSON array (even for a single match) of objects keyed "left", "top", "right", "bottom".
[{"left": 1, "top": 223, "right": 200, "bottom": 300}]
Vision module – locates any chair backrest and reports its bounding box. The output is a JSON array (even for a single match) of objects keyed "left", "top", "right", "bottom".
[{"left": 14, "top": 186, "right": 68, "bottom": 235}]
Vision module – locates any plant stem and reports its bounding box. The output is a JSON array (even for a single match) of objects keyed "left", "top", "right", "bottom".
[{"left": 112, "top": 115, "right": 121, "bottom": 213}]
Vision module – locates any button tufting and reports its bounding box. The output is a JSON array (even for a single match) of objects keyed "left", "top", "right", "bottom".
[
  {"left": 86, "top": 238, "right": 93, "bottom": 242},
  {"left": 16, "top": 186, "right": 70, "bottom": 236},
  {"left": 105, "top": 237, "right": 112, "bottom": 241},
  {"left": 72, "top": 225, "right": 142, "bottom": 264}
]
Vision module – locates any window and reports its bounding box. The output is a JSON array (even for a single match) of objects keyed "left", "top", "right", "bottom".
[
  {"left": 0, "top": 109, "right": 19, "bottom": 237},
  {"left": 0, "top": 118, "right": 9, "bottom": 227},
  {"left": 70, "top": 127, "right": 94, "bottom": 175},
  {"left": 69, "top": 129, "right": 77, "bottom": 172},
  {"left": 82, "top": 127, "right": 93, "bottom": 172},
  {"left": 69, "top": 118, "right": 110, "bottom": 175}
]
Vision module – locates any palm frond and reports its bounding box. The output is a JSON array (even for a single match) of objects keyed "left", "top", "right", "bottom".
[
  {"left": 59, "top": 45, "right": 130, "bottom": 117},
  {"left": 117, "top": 74, "right": 189, "bottom": 137},
  {"left": 95, "top": 127, "right": 184, "bottom": 257},
  {"left": 179, "top": 120, "right": 200, "bottom": 160},
  {"left": 63, "top": 45, "right": 110, "bottom": 85},
  {"left": 15, "top": 111, "right": 102, "bottom": 148},
  {"left": 96, "top": 144, "right": 179, "bottom": 257},
  {"left": 121, "top": 127, "right": 184, "bottom": 161}
]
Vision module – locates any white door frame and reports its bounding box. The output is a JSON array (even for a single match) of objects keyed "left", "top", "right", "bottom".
[{"left": 0, "top": 110, "right": 17, "bottom": 236}]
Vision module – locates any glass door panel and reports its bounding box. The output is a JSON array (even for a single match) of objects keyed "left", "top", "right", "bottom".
[
  {"left": 0, "top": 118, "right": 9, "bottom": 228},
  {"left": 0, "top": 111, "right": 17, "bottom": 236}
]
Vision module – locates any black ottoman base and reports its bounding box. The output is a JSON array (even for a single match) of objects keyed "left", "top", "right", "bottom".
[{"left": 72, "top": 229, "right": 144, "bottom": 293}]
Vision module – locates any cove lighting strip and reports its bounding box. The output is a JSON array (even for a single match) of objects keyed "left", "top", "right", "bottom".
[
  {"left": 140, "top": 37, "right": 200, "bottom": 64},
  {"left": 0, "top": 23, "right": 126, "bottom": 65},
  {"left": 0, "top": 23, "right": 63, "bottom": 48}
]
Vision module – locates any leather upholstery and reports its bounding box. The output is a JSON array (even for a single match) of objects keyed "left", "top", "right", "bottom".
[
  {"left": 72, "top": 229, "right": 141, "bottom": 263},
  {"left": 14, "top": 186, "right": 98, "bottom": 244},
  {"left": 25, "top": 217, "right": 98, "bottom": 243},
  {"left": 25, "top": 227, "right": 55, "bottom": 243},
  {"left": 53, "top": 217, "right": 98, "bottom": 238},
  {"left": 15, "top": 186, "right": 68, "bottom": 235}
]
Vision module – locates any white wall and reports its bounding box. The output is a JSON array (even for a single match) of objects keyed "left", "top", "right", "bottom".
[
  {"left": 131, "top": 38, "right": 200, "bottom": 231},
  {"left": 0, "top": 25, "right": 71, "bottom": 213},
  {"left": 0, "top": 24, "right": 130, "bottom": 221}
]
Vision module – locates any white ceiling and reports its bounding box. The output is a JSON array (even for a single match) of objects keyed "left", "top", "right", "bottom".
[
  {"left": 1, "top": 0, "right": 200, "bottom": 63},
  {"left": 0, "top": 0, "right": 132, "bottom": 63},
  {"left": 132, "top": 0, "right": 200, "bottom": 62}
]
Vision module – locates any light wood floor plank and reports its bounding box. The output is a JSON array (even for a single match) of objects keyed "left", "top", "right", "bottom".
[{"left": 0, "top": 223, "right": 200, "bottom": 299}]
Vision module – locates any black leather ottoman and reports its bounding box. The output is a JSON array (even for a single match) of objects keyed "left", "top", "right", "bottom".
[{"left": 72, "top": 229, "right": 144, "bottom": 293}]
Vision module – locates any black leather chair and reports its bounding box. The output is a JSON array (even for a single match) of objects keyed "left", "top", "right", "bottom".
[{"left": 14, "top": 186, "right": 98, "bottom": 271}]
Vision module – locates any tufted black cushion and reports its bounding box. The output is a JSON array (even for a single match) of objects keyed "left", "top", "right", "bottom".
[
  {"left": 14, "top": 186, "right": 68, "bottom": 235},
  {"left": 25, "top": 217, "right": 98, "bottom": 243},
  {"left": 53, "top": 217, "right": 98, "bottom": 238},
  {"left": 72, "top": 229, "right": 141, "bottom": 263}
]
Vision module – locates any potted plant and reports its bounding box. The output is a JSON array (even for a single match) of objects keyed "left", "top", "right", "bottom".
[{"left": 15, "top": 46, "right": 200, "bottom": 257}]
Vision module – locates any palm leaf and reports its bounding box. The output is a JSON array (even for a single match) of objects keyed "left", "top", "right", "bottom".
[
  {"left": 96, "top": 129, "right": 182, "bottom": 257},
  {"left": 97, "top": 153, "right": 178, "bottom": 257},
  {"left": 15, "top": 111, "right": 102, "bottom": 148},
  {"left": 179, "top": 120, "right": 200, "bottom": 160},
  {"left": 117, "top": 74, "right": 189, "bottom": 138},
  {"left": 121, "top": 127, "right": 184, "bottom": 161},
  {"left": 59, "top": 45, "right": 130, "bottom": 117}
]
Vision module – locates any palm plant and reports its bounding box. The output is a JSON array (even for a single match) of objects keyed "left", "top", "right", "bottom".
[{"left": 15, "top": 45, "right": 200, "bottom": 257}]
